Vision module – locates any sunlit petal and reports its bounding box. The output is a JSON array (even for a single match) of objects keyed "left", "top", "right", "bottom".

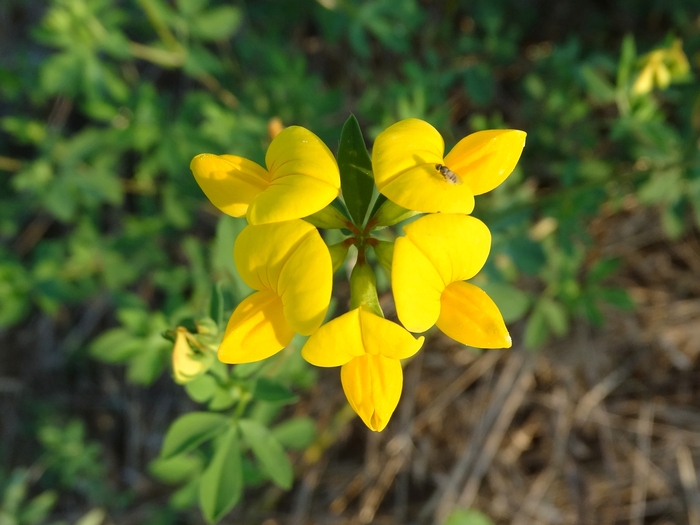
[
  {"left": 190, "top": 154, "right": 269, "bottom": 217},
  {"left": 219, "top": 290, "right": 294, "bottom": 364},
  {"left": 247, "top": 175, "right": 340, "bottom": 225},
  {"left": 341, "top": 354, "right": 403, "bottom": 432},
  {"left": 356, "top": 308, "right": 424, "bottom": 359},
  {"left": 301, "top": 309, "right": 366, "bottom": 367},
  {"left": 436, "top": 281, "right": 511, "bottom": 349},
  {"left": 377, "top": 166, "right": 475, "bottom": 214},
  {"left": 233, "top": 220, "right": 317, "bottom": 292},
  {"left": 403, "top": 213, "right": 491, "bottom": 284},
  {"left": 278, "top": 230, "right": 333, "bottom": 335},
  {"left": 443, "top": 130, "right": 526, "bottom": 195},
  {"left": 372, "top": 118, "right": 444, "bottom": 190},
  {"left": 392, "top": 236, "right": 444, "bottom": 333}
]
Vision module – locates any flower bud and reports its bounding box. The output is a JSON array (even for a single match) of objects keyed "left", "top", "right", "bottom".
[
  {"left": 349, "top": 261, "right": 383, "bottom": 317},
  {"left": 172, "top": 327, "right": 212, "bottom": 384}
]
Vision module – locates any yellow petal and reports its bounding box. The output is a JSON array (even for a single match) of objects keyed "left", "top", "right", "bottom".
[
  {"left": 219, "top": 290, "right": 294, "bottom": 364},
  {"left": 436, "top": 281, "right": 511, "bottom": 349},
  {"left": 247, "top": 174, "right": 340, "bottom": 225},
  {"left": 190, "top": 154, "right": 269, "bottom": 217},
  {"left": 403, "top": 213, "right": 491, "bottom": 284},
  {"left": 242, "top": 126, "right": 339, "bottom": 225},
  {"left": 378, "top": 166, "right": 476, "bottom": 214},
  {"left": 443, "top": 129, "right": 526, "bottom": 195},
  {"left": 372, "top": 119, "right": 476, "bottom": 214},
  {"left": 341, "top": 354, "right": 403, "bottom": 432},
  {"left": 392, "top": 235, "right": 444, "bottom": 333},
  {"left": 234, "top": 220, "right": 316, "bottom": 291},
  {"left": 234, "top": 220, "right": 332, "bottom": 334},
  {"left": 301, "top": 308, "right": 424, "bottom": 367},
  {"left": 372, "top": 119, "right": 445, "bottom": 188},
  {"left": 357, "top": 308, "right": 424, "bottom": 359},
  {"left": 300, "top": 309, "right": 366, "bottom": 367},
  {"left": 172, "top": 328, "right": 207, "bottom": 383},
  {"left": 277, "top": 230, "right": 333, "bottom": 335}
]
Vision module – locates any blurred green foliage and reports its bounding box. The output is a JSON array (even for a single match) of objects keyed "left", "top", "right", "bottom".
[{"left": 2, "top": 0, "right": 700, "bottom": 522}]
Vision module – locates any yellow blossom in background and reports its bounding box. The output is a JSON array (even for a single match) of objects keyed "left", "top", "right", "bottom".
[
  {"left": 371, "top": 118, "right": 526, "bottom": 214},
  {"left": 190, "top": 126, "right": 340, "bottom": 225},
  {"left": 392, "top": 213, "right": 511, "bottom": 349},
  {"left": 172, "top": 327, "right": 210, "bottom": 384},
  {"left": 219, "top": 219, "right": 332, "bottom": 364},
  {"left": 301, "top": 307, "right": 424, "bottom": 431},
  {"left": 633, "top": 39, "right": 690, "bottom": 95}
]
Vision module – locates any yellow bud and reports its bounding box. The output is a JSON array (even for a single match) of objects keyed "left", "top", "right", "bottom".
[{"left": 172, "top": 327, "right": 211, "bottom": 384}]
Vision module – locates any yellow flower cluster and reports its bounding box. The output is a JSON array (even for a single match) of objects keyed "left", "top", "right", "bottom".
[{"left": 190, "top": 118, "right": 525, "bottom": 431}]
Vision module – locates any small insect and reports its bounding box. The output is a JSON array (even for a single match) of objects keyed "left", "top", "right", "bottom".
[{"left": 435, "top": 164, "right": 463, "bottom": 185}]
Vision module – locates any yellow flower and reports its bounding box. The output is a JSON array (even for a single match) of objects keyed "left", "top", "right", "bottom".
[
  {"left": 302, "top": 307, "right": 424, "bottom": 431},
  {"left": 219, "top": 220, "right": 332, "bottom": 364},
  {"left": 172, "top": 327, "right": 210, "bottom": 384},
  {"left": 392, "top": 213, "right": 511, "bottom": 349},
  {"left": 190, "top": 126, "right": 340, "bottom": 225},
  {"left": 372, "top": 118, "right": 526, "bottom": 214}
]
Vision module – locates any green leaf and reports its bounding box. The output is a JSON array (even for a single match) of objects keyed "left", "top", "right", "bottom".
[
  {"left": 89, "top": 329, "right": 142, "bottom": 363},
  {"left": 160, "top": 413, "right": 229, "bottom": 459},
  {"left": 149, "top": 454, "right": 203, "bottom": 484},
  {"left": 524, "top": 303, "right": 549, "bottom": 350},
  {"left": 271, "top": 417, "right": 317, "bottom": 450},
  {"left": 337, "top": 115, "right": 374, "bottom": 226},
  {"left": 507, "top": 237, "right": 546, "bottom": 275},
  {"left": 191, "top": 6, "right": 242, "bottom": 41},
  {"left": 253, "top": 377, "right": 298, "bottom": 404},
  {"left": 599, "top": 287, "right": 635, "bottom": 309},
  {"left": 185, "top": 374, "right": 219, "bottom": 403},
  {"left": 539, "top": 297, "right": 569, "bottom": 337},
  {"left": 18, "top": 491, "right": 56, "bottom": 525},
  {"left": 199, "top": 426, "right": 243, "bottom": 523},
  {"left": 617, "top": 34, "right": 636, "bottom": 88},
  {"left": 209, "top": 282, "right": 224, "bottom": 330},
  {"left": 581, "top": 64, "right": 616, "bottom": 104},
  {"left": 443, "top": 508, "right": 494, "bottom": 525},
  {"left": 171, "top": 478, "right": 200, "bottom": 510},
  {"left": 587, "top": 258, "right": 620, "bottom": 284},
  {"left": 478, "top": 282, "right": 530, "bottom": 323},
  {"left": 238, "top": 419, "right": 293, "bottom": 490}
]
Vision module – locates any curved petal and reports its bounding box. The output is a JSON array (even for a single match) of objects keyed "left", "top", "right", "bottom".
[
  {"left": 372, "top": 119, "right": 444, "bottom": 190},
  {"left": 443, "top": 130, "right": 526, "bottom": 195},
  {"left": 234, "top": 126, "right": 341, "bottom": 225},
  {"left": 234, "top": 220, "right": 317, "bottom": 292},
  {"left": 378, "top": 166, "right": 475, "bottom": 214},
  {"left": 190, "top": 154, "right": 269, "bottom": 217},
  {"left": 357, "top": 308, "right": 424, "bottom": 359},
  {"left": 278, "top": 230, "right": 333, "bottom": 335},
  {"left": 247, "top": 175, "right": 340, "bottom": 225},
  {"left": 172, "top": 329, "right": 207, "bottom": 384},
  {"left": 403, "top": 214, "right": 491, "bottom": 284},
  {"left": 301, "top": 309, "right": 366, "bottom": 367},
  {"left": 219, "top": 290, "right": 295, "bottom": 364},
  {"left": 371, "top": 118, "right": 475, "bottom": 214},
  {"left": 436, "top": 281, "right": 511, "bottom": 349},
  {"left": 341, "top": 354, "right": 403, "bottom": 432},
  {"left": 392, "top": 236, "right": 444, "bottom": 333}
]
